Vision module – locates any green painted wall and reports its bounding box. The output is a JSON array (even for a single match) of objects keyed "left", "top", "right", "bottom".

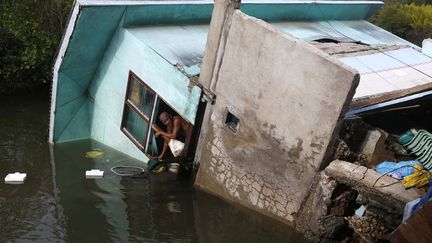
[
  {"left": 54, "top": 6, "right": 126, "bottom": 142},
  {"left": 241, "top": 3, "right": 381, "bottom": 21},
  {"left": 88, "top": 26, "right": 201, "bottom": 161}
]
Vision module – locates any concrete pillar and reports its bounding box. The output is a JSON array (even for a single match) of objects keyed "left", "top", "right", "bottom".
[
  {"left": 198, "top": 0, "right": 240, "bottom": 96},
  {"left": 194, "top": 0, "right": 240, "bottom": 169}
]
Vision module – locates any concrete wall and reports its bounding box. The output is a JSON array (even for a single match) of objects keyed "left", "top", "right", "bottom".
[{"left": 195, "top": 10, "right": 359, "bottom": 225}]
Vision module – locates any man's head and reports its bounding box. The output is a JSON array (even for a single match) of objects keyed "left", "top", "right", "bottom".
[{"left": 159, "top": 112, "right": 172, "bottom": 126}]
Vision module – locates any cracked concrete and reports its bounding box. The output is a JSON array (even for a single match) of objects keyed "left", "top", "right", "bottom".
[
  {"left": 325, "top": 160, "right": 422, "bottom": 212},
  {"left": 195, "top": 9, "right": 358, "bottom": 228}
]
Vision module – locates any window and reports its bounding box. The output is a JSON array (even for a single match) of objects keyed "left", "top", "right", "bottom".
[{"left": 121, "top": 71, "right": 156, "bottom": 150}]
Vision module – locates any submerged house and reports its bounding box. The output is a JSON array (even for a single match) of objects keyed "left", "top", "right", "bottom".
[{"left": 49, "top": 0, "right": 432, "bottom": 239}]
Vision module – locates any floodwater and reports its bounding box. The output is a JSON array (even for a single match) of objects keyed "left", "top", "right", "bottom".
[{"left": 0, "top": 93, "right": 308, "bottom": 242}]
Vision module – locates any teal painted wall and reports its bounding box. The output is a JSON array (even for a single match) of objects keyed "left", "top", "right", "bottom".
[
  {"left": 123, "top": 4, "right": 213, "bottom": 26},
  {"left": 54, "top": 6, "right": 126, "bottom": 142},
  {"left": 121, "top": 3, "right": 381, "bottom": 27},
  {"left": 53, "top": 2, "right": 384, "bottom": 161},
  {"left": 241, "top": 3, "right": 381, "bottom": 21},
  {"left": 88, "top": 26, "right": 201, "bottom": 161}
]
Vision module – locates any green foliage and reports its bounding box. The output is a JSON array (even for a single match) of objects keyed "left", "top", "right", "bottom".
[
  {"left": 371, "top": 3, "right": 432, "bottom": 45},
  {"left": 0, "top": 0, "right": 73, "bottom": 95}
]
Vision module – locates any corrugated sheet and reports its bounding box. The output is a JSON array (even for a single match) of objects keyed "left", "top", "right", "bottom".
[
  {"left": 339, "top": 48, "right": 432, "bottom": 74},
  {"left": 386, "top": 48, "right": 432, "bottom": 65},
  {"left": 128, "top": 25, "right": 208, "bottom": 76},
  {"left": 273, "top": 20, "right": 415, "bottom": 47},
  {"left": 352, "top": 63, "right": 432, "bottom": 98},
  {"left": 337, "top": 47, "right": 432, "bottom": 99}
]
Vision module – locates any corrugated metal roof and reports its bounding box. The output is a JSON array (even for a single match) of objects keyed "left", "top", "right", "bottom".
[
  {"left": 386, "top": 48, "right": 431, "bottom": 65},
  {"left": 127, "top": 25, "right": 209, "bottom": 76},
  {"left": 273, "top": 20, "right": 415, "bottom": 47},
  {"left": 352, "top": 69, "right": 431, "bottom": 98},
  {"left": 339, "top": 48, "right": 432, "bottom": 74},
  {"left": 126, "top": 21, "right": 432, "bottom": 100},
  {"left": 338, "top": 48, "right": 432, "bottom": 99}
]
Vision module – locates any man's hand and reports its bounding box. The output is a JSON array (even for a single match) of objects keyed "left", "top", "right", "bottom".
[{"left": 152, "top": 124, "right": 162, "bottom": 138}]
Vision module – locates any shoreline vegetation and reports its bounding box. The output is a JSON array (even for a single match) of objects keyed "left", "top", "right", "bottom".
[
  {"left": 371, "top": 1, "right": 432, "bottom": 46},
  {"left": 0, "top": 0, "right": 72, "bottom": 96},
  {"left": 0, "top": 0, "right": 431, "bottom": 95}
]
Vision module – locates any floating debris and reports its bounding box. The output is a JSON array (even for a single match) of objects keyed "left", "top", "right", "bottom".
[
  {"left": 85, "top": 169, "right": 104, "bottom": 179},
  {"left": 4, "top": 172, "right": 27, "bottom": 184},
  {"left": 85, "top": 150, "right": 104, "bottom": 158}
]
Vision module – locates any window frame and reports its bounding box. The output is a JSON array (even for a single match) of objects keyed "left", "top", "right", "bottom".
[{"left": 121, "top": 71, "right": 156, "bottom": 151}]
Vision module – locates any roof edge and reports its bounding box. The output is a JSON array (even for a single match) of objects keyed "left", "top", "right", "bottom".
[{"left": 77, "top": 0, "right": 384, "bottom": 6}]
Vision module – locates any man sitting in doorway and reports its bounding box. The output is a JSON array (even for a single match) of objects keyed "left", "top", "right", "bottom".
[{"left": 152, "top": 112, "right": 192, "bottom": 160}]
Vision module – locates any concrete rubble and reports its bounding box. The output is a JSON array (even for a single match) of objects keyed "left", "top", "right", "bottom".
[
  {"left": 295, "top": 158, "right": 423, "bottom": 241},
  {"left": 191, "top": 0, "right": 432, "bottom": 241},
  {"left": 291, "top": 110, "right": 432, "bottom": 241},
  {"left": 325, "top": 160, "right": 421, "bottom": 210}
]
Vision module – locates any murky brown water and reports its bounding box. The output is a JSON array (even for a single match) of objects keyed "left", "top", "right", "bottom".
[{"left": 0, "top": 93, "right": 308, "bottom": 242}]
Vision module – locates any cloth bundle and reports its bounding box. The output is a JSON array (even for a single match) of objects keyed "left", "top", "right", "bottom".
[
  {"left": 375, "top": 160, "right": 420, "bottom": 180},
  {"left": 403, "top": 164, "right": 432, "bottom": 189}
]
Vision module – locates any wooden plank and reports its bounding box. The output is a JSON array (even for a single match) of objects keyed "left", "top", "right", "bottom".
[{"left": 389, "top": 200, "right": 432, "bottom": 243}]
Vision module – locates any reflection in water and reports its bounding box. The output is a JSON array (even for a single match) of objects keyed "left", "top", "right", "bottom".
[
  {"left": 0, "top": 94, "right": 308, "bottom": 242},
  {"left": 0, "top": 93, "right": 66, "bottom": 241}
]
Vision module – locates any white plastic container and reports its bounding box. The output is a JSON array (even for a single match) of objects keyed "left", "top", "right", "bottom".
[
  {"left": 5, "top": 172, "right": 27, "bottom": 184},
  {"left": 85, "top": 169, "right": 104, "bottom": 179}
]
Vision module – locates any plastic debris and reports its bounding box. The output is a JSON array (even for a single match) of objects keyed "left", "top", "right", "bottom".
[
  {"left": 355, "top": 205, "right": 367, "bottom": 218},
  {"left": 398, "top": 129, "right": 417, "bottom": 145},
  {"left": 85, "top": 150, "right": 104, "bottom": 159},
  {"left": 169, "top": 163, "right": 180, "bottom": 173},
  {"left": 412, "top": 180, "right": 432, "bottom": 212},
  {"left": 147, "top": 158, "right": 168, "bottom": 173},
  {"left": 168, "top": 139, "right": 184, "bottom": 157},
  {"left": 152, "top": 166, "right": 166, "bottom": 174},
  {"left": 403, "top": 181, "right": 432, "bottom": 222},
  {"left": 5, "top": 172, "right": 27, "bottom": 184},
  {"left": 375, "top": 160, "right": 420, "bottom": 180},
  {"left": 85, "top": 169, "right": 104, "bottom": 179},
  {"left": 403, "top": 198, "right": 421, "bottom": 223},
  {"left": 403, "top": 165, "right": 432, "bottom": 189},
  {"left": 400, "top": 129, "right": 432, "bottom": 173}
]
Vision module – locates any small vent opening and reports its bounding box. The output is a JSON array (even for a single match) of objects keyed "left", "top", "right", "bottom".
[{"left": 224, "top": 109, "right": 240, "bottom": 133}]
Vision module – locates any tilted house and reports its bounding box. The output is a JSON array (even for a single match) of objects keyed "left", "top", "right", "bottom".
[{"left": 50, "top": 0, "right": 432, "bottom": 237}]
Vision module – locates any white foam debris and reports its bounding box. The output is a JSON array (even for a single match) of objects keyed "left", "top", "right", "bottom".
[
  {"left": 5, "top": 172, "right": 27, "bottom": 184},
  {"left": 85, "top": 169, "right": 104, "bottom": 179},
  {"left": 355, "top": 205, "right": 367, "bottom": 218}
]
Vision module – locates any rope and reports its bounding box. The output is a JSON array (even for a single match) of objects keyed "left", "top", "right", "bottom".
[
  {"left": 110, "top": 165, "right": 146, "bottom": 177},
  {"left": 372, "top": 165, "right": 419, "bottom": 188}
]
